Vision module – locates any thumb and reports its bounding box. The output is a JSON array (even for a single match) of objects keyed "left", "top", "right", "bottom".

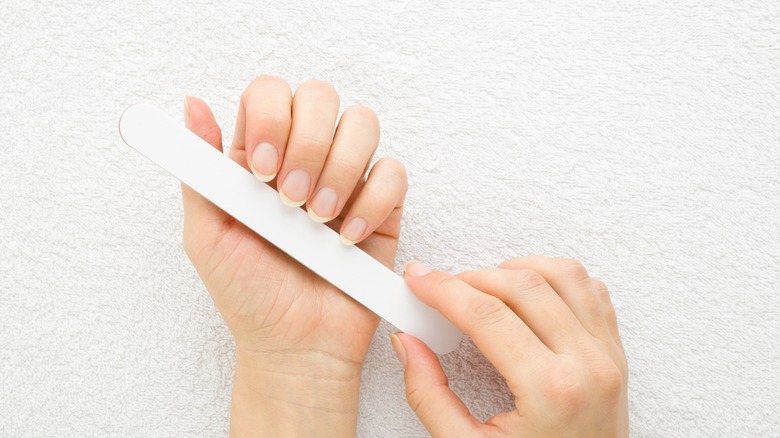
[
  {"left": 391, "top": 333, "right": 482, "bottom": 437},
  {"left": 181, "top": 96, "right": 227, "bottom": 248}
]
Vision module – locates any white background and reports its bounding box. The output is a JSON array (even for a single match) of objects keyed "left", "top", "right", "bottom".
[{"left": 1, "top": 1, "right": 778, "bottom": 436}]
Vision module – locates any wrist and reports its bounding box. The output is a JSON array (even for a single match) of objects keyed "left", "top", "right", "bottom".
[{"left": 229, "top": 349, "right": 364, "bottom": 437}]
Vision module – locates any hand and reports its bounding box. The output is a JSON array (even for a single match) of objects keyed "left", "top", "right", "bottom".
[
  {"left": 181, "top": 76, "right": 407, "bottom": 437},
  {"left": 393, "top": 257, "right": 629, "bottom": 437}
]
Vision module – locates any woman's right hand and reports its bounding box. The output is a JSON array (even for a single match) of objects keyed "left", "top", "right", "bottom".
[{"left": 392, "top": 256, "right": 629, "bottom": 437}]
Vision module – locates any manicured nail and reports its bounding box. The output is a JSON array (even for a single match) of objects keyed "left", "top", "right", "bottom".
[
  {"left": 279, "top": 169, "right": 311, "bottom": 206},
  {"left": 308, "top": 187, "right": 338, "bottom": 223},
  {"left": 340, "top": 217, "right": 367, "bottom": 245},
  {"left": 390, "top": 333, "right": 407, "bottom": 367},
  {"left": 183, "top": 96, "right": 192, "bottom": 129},
  {"left": 403, "top": 260, "right": 431, "bottom": 277},
  {"left": 251, "top": 142, "right": 279, "bottom": 182}
]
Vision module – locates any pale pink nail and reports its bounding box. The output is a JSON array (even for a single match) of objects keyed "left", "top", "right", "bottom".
[
  {"left": 403, "top": 261, "right": 432, "bottom": 277},
  {"left": 340, "top": 217, "right": 367, "bottom": 244},
  {"left": 308, "top": 187, "right": 338, "bottom": 222},
  {"left": 251, "top": 142, "right": 278, "bottom": 181},
  {"left": 279, "top": 169, "right": 311, "bottom": 206}
]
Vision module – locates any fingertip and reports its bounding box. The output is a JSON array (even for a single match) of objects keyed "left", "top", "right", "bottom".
[
  {"left": 398, "top": 332, "right": 479, "bottom": 436},
  {"left": 340, "top": 217, "right": 367, "bottom": 245},
  {"left": 307, "top": 206, "right": 332, "bottom": 223},
  {"left": 339, "top": 234, "right": 357, "bottom": 246},
  {"left": 395, "top": 332, "right": 444, "bottom": 375},
  {"left": 251, "top": 166, "right": 276, "bottom": 182},
  {"left": 396, "top": 331, "right": 429, "bottom": 352},
  {"left": 183, "top": 95, "right": 212, "bottom": 131},
  {"left": 279, "top": 189, "right": 307, "bottom": 208},
  {"left": 183, "top": 95, "right": 206, "bottom": 120},
  {"left": 182, "top": 95, "right": 223, "bottom": 151},
  {"left": 403, "top": 260, "right": 432, "bottom": 278},
  {"left": 390, "top": 332, "right": 408, "bottom": 367},
  {"left": 394, "top": 331, "right": 420, "bottom": 349},
  {"left": 250, "top": 142, "right": 280, "bottom": 182}
]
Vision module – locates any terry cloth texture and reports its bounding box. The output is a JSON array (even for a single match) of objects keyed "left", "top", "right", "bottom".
[{"left": 0, "top": 1, "right": 778, "bottom": 436}]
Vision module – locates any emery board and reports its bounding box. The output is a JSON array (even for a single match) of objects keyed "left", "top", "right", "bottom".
[{"left": 119, "top": 103, "right": 463, "bottom": 354}]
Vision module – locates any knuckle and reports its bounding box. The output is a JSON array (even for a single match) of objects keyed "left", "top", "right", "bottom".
[
  {"left": 298, "top": 79, "right": 339, "bottom": 100},
  {"left": 593, "top": 279, "right": 617, "bottom": 316},
  {"left": 342, "top": 104, "right": 379, "bottom": 125},
  {"left": 592, "top": 278, "right": 609, "bottom": 294},
  {"left": 455, "top": 270, "right": 477, "bottom": 282},
  {"left": 428, "top": 274, "right": 460, "bottom": 295},
  {"left": 596, "top": 287, "right": 613, "bottom": 309},
  {"left": 200, "top": 123, "right": 222, "bottom": 145},
  {"left": 242, "top": 75, "right": 290, "bottom": 101},
  {"left": 498, "top": 258, "right": 521, "bottom": 269},
  {"left": 512, "top": 269, "right": 547, "bottom": 290},
  {"left": 542, "top": 366, "right": 589, "bottom": 417},
  {"left": 291, "top": 135, "right": 330, "bottom": 153},
  {"left": 602, "top": 304, "right": 617, "bottom": 324},
  {"left": 374, "top": 157, "right": 408, "bottom": 183},
  {"left": 591, "top": 277, "right": 610, "bottom": 298},
  {"left": 247, "top": 110, "right": 275, "bottom": 129},
  {"left": 498, "top": 255, "right": 540, "bottom": 270},
  {"left": 469, "top": 295, "right": 509, "bottom": 328},
  {"left": 405, "top": 385, "right": 429, "bottom": 415},
  {"left": 620, "top": 355, "right": 629, "bottom": 377},
  {"left": 593, "top": 362, "right": 625, "bottom": 400},
  {"left": 556, "top": 258, "right": 590, "bottom": 281},
  {"left": 327, "top": 155, "right": 366, "bottom": 177}
]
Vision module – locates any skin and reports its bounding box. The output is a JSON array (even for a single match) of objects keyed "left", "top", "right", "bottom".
[
  {"left": 182, "top": 76, "right": 628, "bottom": 437},
  {"left": 182, "top": 76, "right": 407, "bottom": 437},
  {"left": 395, "top": 257, "right": 629, "bottom": 437}
]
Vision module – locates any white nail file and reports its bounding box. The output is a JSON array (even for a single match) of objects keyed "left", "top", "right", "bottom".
[{"left": 119, "top": 103, "right": 462, "bottom": 354}]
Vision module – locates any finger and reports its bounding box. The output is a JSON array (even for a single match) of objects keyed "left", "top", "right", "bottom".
[
  {"left": 227, "top": 98, "right": 250, "bottom": 172},
  {"left": 241, "top": 75, "right": 293, "bottom": 181},
  {"left": 307, "top": 105, "right": 379, "bottom": 223},
  {"left": 499, "top": 256, "right": 610, "bottom": 341},
  {"left": 457, "top": 268, "right": 594, "bottom": 354},
  {"left": 181, "top": 96, "right": 228, "bottom": 238},
  {"left": 591, "top": 278, "right": 629, "bottom": 378},
  {"left": 276, "top": 80, "right": 340, "bottom": 207},
  {"left": 403, "top": 262, "right": 553, "bottom": 388},
  {"left": 591, "top": 278, "right": 623, "bottom": 349},
  {"left": 339, "top": 157, "right": 407, "bottom": 245},
  {"left": 391, "top": 333, "right": 485, "bottom": 437}
]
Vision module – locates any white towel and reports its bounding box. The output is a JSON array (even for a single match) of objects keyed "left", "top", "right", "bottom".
[{"left": 1, "top": 1, "right": 778, "bottom": 436}]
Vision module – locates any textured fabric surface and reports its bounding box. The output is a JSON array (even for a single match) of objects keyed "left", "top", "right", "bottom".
[{"left": 1, "top": 1, "right": 778, "bottom": 436}]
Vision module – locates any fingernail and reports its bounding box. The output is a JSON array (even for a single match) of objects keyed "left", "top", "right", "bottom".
[
  {"left": 183, "top": 96, "right": 192, "bottom": 129},
  {"left": 279, "top": 169, "right": 311, "bottom": 206},
  {"left": 390, "top": 333, "right": 407, "bottom": 367},
  {"left": 340, "top": 217, "right": 367, "bottom": 245},
  {"left": 403, "top": 260, "right": 431, "bottom": 277},
  {"left": 251, "top": 142, "right": 279, "bottom": 182},
  {"left": 308, "top": 187, "right": 338, "bottom": 223}
]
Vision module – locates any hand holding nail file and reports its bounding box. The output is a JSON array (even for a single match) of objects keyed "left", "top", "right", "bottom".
[{"left": 119, "top": 103, "right": 462, "bottom": 354}]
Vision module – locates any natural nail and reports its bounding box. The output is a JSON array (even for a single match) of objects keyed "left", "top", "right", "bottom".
[
  {"left": 279, "top": 169, "right": 311, "bottom": 206},
  {"left": 403, "top": 260, "right": 432, "bottom": 277},
  {"left": 340, "top": 217, "right": 367, "bottom": 245},
  {"left": 251, "top": 142, "right": 279, "bottom": 182},
  {"left": 390, "top": 333, "right": 407, "bottom": 367},
  {"left": 308, "top": 187, "right": 338, "bottom": 222}
]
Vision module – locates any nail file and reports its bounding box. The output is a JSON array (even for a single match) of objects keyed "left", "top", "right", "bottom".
[{"left": 119, "top": 103, "right": 462, "bottom": 354}]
